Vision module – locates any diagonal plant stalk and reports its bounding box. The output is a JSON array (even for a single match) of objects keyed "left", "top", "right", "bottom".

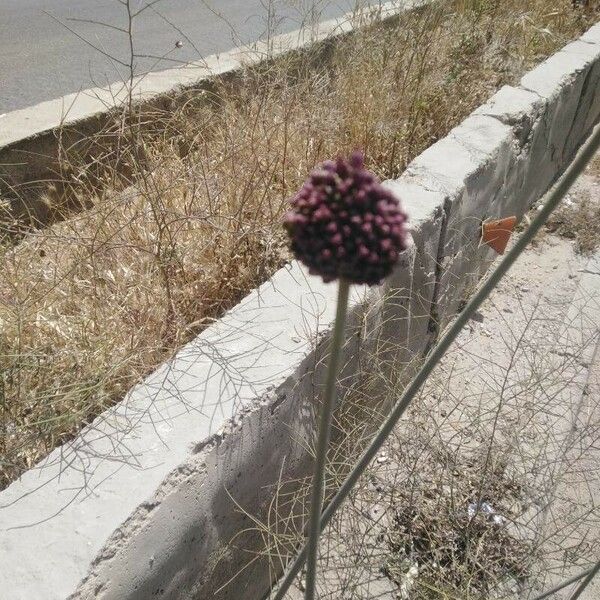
[
  {"left": 269, "top": 121, "right": 600, "bottom": 600},
  {"left": 304, "top": 278, "right": 350, "bottom": 600},
  {"left": 568, "top": 558, "right": 600, "bottom": 600},
  {"left": 530, "top": 560, "right": 600, "bottom": 600}
]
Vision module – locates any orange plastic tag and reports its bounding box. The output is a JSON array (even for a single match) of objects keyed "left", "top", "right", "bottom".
[{"left": 481, "top": 216, "right": 517, "bottom": 255}]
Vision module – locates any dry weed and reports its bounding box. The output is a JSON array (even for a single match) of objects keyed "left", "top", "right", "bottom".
[
  {"left": 1, "top": 0, "right": 599, "bottom": 487},
  {"left": 546, "top": 193, "right": 600, "bottom": 255}
]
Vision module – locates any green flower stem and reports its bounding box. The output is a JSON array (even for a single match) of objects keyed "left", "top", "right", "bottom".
[
  {"left": 304, "top": 278, "right": 351, "bottom": 600},
  {"left": 270, "top": 121, "right": 600, "bottom": 600}
]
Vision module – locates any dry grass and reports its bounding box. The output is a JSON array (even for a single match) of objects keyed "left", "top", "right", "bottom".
[
  {"left": 546, "top": 195, "right": 600, "bottom": 255},
  {"left": 382, "top": 455, "right": 533, "bottom": 598},
  {"left": 1, "top": 0, "right": 598, "bottom": 487},
  {"left": 546, "top": 154, "right": 600, "bottom": 255}
]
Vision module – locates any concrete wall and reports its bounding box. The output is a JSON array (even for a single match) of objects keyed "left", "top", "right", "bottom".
[{"left": 1, "top": 20, "right": 600, "bottom": 600}]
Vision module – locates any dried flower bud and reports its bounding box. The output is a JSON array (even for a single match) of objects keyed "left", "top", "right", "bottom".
[{"left": 283, "top": 152, "right": 408, "bottom": 285}]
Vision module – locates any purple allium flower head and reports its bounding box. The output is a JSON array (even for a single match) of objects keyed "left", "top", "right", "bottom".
[{"left": 283, "top": 152, "right": 408, "bottom": 285}]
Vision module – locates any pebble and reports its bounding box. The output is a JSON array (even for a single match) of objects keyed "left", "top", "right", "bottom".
[{"left": 369, "top": 505, "right": 383, "bottom": 520}]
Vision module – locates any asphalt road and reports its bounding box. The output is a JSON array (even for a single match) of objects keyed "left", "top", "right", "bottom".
[{"left": 0, "top": 0, "right": 374, "bottom": 113}]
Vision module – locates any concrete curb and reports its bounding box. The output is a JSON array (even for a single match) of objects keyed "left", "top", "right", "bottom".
[{"left": 1, "top": 19, "right": 600, "bottom": 600}]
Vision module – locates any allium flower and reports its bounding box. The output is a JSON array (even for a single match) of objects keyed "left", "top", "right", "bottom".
[{"left": 283, "top": 152, "right": 408, "bottom": 285}]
